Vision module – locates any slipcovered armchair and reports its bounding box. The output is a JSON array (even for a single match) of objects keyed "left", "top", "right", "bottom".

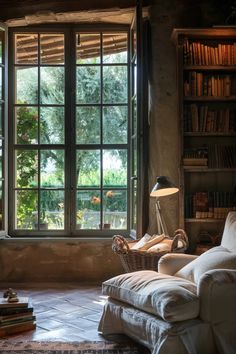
[{"left": 98, "top": 212, "right": 236, "bottom": 354}]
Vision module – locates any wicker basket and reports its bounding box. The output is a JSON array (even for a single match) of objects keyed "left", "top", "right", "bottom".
[{"left": 112, "top": 229, "right": 188, "bottom": 273}]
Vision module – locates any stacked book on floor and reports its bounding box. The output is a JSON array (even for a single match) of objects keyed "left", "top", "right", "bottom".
[{"left": 0, "top": 297, "right": 36, "bottom": 337}]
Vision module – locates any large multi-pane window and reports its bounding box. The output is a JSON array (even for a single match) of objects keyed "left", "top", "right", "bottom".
[{"left": 9, "top": 27, "right": 130, "bottom": 236}]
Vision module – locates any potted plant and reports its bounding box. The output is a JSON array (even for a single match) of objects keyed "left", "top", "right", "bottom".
[{"left": 76, "top": 210, "right": 84, "bottom": 229}]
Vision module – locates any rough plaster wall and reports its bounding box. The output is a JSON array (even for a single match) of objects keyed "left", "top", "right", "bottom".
[
  {"left": 148, "top": 1, "right": 182, "bottom": 236},
  {"left": 0, "top": 240, "right": 123, "bottom": 283}
]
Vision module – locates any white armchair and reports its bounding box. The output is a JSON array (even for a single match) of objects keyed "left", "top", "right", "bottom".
[{"left": 98, "top": 212, "right": 236, "bottom": 354}]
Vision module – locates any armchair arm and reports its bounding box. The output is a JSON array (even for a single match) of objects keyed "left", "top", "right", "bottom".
[
  {"left": 198, "top": 269, "right": 236, "bottom": 323},
  {"left": 158, "top": 253, "right": 198, "bottom": 275}
]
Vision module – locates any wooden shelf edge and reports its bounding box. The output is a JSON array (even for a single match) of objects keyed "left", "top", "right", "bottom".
[
  {"left": 183, "top": 168, "right": 236, "bottom": 172},
  {"left": 185, "top": 218, "right": 225, "bottom": 223}
]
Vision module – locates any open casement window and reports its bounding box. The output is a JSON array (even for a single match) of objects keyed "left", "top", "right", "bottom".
[
  {"left": 130, "top": 0, "right": 149, "bottom": 239},
  {"left": 0, "top": 23, "right": 7, "bottom": 236},
  {"left": 8, "top": 26, "right": 132, "bottom": 237},
  {"left": 6, "top": 6, "right": 149, "bottom": 237}
]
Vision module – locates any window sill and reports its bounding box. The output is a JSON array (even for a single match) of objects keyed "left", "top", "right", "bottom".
[{"left": 0, "top": 236, "right": 130, "bottom": 243}]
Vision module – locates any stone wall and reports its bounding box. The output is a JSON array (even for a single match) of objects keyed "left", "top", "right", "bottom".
[{"left": 0, "top": 239, "right": 123, "bottom": 283}]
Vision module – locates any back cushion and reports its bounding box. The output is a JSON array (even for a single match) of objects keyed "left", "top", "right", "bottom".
[
  {"left": 221, "top": 212, "right": 236, "bottom": 252},
  {"left": 175, "top": 246, "right": 236, "bottom": 283}
]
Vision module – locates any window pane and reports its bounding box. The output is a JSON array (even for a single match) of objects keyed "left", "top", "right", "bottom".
[
  {"left": 0, "top": 31, "right": 3, "bottom": 64},
  {"left": 40, "top": 67, "right": 64, "bottom": 104},
  {"left": 103, "top": 106, "right": 127, "bottom": 144},
  {"left": 76, "top": 106, "right": 100, "bottom": 144},
  {"left": 16, "top": 190, "right": 38, "bottom": 229},
  {"left": 103, "top": 33, "right": 127, "bottom": 64},
  {"left": 0, "top": 140, "right": 2, "bottom": 179},
  {"left": 16, "top": 67, "right": 38, "bottom": 104},
  {"left": 0, "top": 67, "right": 2, "bottom": 100},
  {"left": 76, "top": 33, "right": 100, "bottom": 64},
  {"left": 40, "top": 34, "right": 64, "bottom": 65},
  {"left": 16, "top": 106, "right": 38, "bottom": 144},
  {"left": 15, "top": 34, "right": 38, "bottom": 65},
  {"left": 40, "top": 190, "right": 64, "bottom": 229},
  {"left": 16, "top": 150, "right": 38, "bottom": 188},
  {"left": 0, "top": 180, "right": 3, "bottom": 229},
  {"left": 103, "top": 149, "right": 127, "bottom": 187},
  {"left": 76, "top": 66, "right": 100, "bottom": 104},
  {"left": 103, "top": 66, "right": 127, "bottom": 103},
  {"left": 77, "top": 150, "right": 100, "bottom": 187},
  {"left": 40, "top": 150, "right": 64, "bottom": 188},
  {"left": 0, "top": 105, "right": 2, "bottom": 136},
  {"left": 40, "top": 107, "right": 64, "bottom": 144},
  {"left": 103, "top": 190, "right": 127, "bottom": 229},
  {"left": 77, "top": 190, "right": 100, "bottom": 229}
]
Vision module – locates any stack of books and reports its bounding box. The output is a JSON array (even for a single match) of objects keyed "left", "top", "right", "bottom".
[{"left": 0, "top": 297, "right": 36, "bottom": 337}]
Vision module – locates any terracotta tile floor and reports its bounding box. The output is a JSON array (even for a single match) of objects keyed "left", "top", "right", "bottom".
[{"left": 0, "top": 283, "right": 120, "bottom": 342}]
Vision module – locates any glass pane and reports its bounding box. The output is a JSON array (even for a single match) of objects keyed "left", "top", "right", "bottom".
[
  {"left": 77, "top": 150, "right": 100, "bottom": 187},
  {"left": 76, "top": 33, "right": 100, "bottom": 64},
  {"left": 0, "top": 30, "right": 3, "bottom": 64},
  {"left": 103, "top": 190, "right": 127, "bottom": 229},
  {"left": 40, "top": 34, "right": 64, "bottom": 64},
  {"left": 0, "top": 104, "right": 2, "bottom": 136},
  {"left": 15, "top": 34, "right": 38, "bottom": 65},
  {"left": 16, "top": 106, "right": 38, "bottom": 144},
  {"left": 0, "top": 180, "right": 3, "bottom": 230},
  {"left": 40, "top": 107, "right": 64, "bottom": 144},
  {"left": 40, "top": 150, "right": 64, "bottom": 188},
  {"left": 40, "top": 190, "right": 64, "bottom": 230},
  {"left": 103, "top": 149, "right": 127, "bottom": 187},
  {"left": 132, "top": 96, "right": 137, "bottom": 136},
  {"left": 16, "top": 150, "right": 38, "bottom": 188},
  {"left": 76, "top": 66, "right": 100, "bottom": 104},
  {"left": 77, "top": 190, "right": 100, "bottom": 229},
  {"left": 0, "top": 140, "right": 2, "bottom": 179},
  {"left": 0, "top": 67, "right": 2, "bottom": 100},
  {"left": 16, "top": 190, "right": 38, "bottom": 229},
  {"left": 76, "top": 106, "right": 100, "bottom": 144},
  {"left": 40, "top": 67, "right": 64, "bottom": 104},
  {"left": 103, "top": 106, "right": 127, "bottom": 144},
  {"left": 103, "top": 33, "right": 128, "bottom": 64},
  {"left": 132, "top": 179, "right": 137, "bottom": 230},
  {"left": 16, "top": 67, "right": 38, "bottom": 104},
  {"left": 103, "top": 66, "right": 127, "bottom": 103}
]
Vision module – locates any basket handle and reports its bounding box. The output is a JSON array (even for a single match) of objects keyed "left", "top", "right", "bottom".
[{"left": 112, "top": 235, "right": 130, "bottom": 254}]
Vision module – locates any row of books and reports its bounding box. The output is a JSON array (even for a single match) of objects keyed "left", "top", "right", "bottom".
[
  {"left": 185, "top": 191, "right": 236, "bottom": 219},
  {"left": 183, "top": 40, "right": 236, "bottom": 65},
  {"left": 183, "top": 104, "right": 236, "bottom": 133},
  {"left": 184, "top": 72, "right": 236, "bottom": 97},
  {"left": 183, "top": 144, "right": 236, "bottom": 168},
  {"left": 0, "top": 296, "right": 36, "bottom": 337}
]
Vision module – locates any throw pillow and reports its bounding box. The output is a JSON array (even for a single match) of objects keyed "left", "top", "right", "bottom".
[{"left": 175, "top": 246, "right": 236, "bottom": 283}]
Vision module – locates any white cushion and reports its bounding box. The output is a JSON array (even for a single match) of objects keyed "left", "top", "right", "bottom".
[
  {"left": 102, "top": 270, "right": 199, "bottom": 322},
  {"left": 175, "top": 246, "right": 236, "bottom": 283}
]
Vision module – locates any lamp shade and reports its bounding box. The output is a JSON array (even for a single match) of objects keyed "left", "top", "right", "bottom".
[{"left": 150, "top": 176, "right": 179, "bottom": 197}]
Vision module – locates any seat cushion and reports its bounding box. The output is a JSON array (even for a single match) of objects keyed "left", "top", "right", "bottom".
[
  {"left": 102, "top": 270, "right": 199, "bottom": 322},
  {"left": 175, "top": 246, "right": 236, "bottom": 284}
]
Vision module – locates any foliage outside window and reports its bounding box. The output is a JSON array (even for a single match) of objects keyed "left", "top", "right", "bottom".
[{"left": 11, "top": 28, "right": 129, "bottom": 235}]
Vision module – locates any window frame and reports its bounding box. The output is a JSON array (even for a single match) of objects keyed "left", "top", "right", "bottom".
[{"left": 8, "top": 24, "right": 132, "bottom": 237}]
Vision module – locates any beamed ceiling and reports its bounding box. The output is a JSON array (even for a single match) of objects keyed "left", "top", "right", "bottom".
[{"left": 0, "top": 1, "right": 151, "bottom": 26}]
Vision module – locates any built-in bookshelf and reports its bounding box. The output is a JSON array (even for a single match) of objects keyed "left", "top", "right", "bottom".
[{"left": 172, "top": 28, "right": 236, "bottom": 252}]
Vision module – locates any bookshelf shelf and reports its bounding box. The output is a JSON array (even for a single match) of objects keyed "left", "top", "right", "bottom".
[
  {"left": 184, "top": 96, "right": 236, "bottom": 102},
  {"left": 185, "top": 218, "right": 225, "bottom": 223},
  {"left": 172, "top": 27, "right": 236, "bottom": 250},
  {"left": 184, "top": 132, "right": 236, "bottom": 137},
  {"left": 183, "top": 168, "right": 236, "bottom": 172},
  {"left": 184, "top": 65, "right": 236, "bottom": 71}
]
